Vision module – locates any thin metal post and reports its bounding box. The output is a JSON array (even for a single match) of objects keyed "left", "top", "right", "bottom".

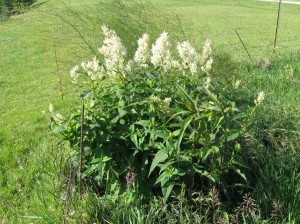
[
  {"left": 235, "top": 30, "right": 253, "bottom": 63},
  {"left": 273, "top": 0, "right": 282, "bottom": 53}
]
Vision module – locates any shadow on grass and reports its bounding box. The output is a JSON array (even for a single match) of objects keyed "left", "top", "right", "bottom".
[
  {"left": 9, "top": 0, "right": 50, "bottom": 16},
  {"left": 31, "top": 0, "right": 50, "bottom": 9}
]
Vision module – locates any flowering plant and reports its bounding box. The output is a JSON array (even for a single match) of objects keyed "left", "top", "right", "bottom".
[{"left": 49, "top": 25, "right": 264, "bottom": 201}]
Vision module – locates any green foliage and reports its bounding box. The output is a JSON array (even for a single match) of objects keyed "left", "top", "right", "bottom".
[
  {"left": 0, "top": 0, "right": 36, "bottom": 19},
  {"left": 2, "top": 0, "right": 300, "bottom": 222},
  {"left": 48, "top": 30, "right": 262, "bottom": 203},
  {"left": 0, "top": 0, "right": 10, "bottom": 19}
]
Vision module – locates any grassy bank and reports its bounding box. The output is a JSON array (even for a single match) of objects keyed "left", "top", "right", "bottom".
[{"left": 0, "top": 0, "right": 299, "bottom": 222}]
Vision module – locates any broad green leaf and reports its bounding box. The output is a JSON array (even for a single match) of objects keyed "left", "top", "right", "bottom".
[
  {"left": 177, "top": 84, "right": 197, "bottom": 113},
  {"left": 151, "top": 130, "right": 169, "bottom": 139},
  {"left": 164, "top": 110, "right": 191, "bottom": 125},
  {"left": 205, "top": 105, "right": 222, "bottom": 112},
  {"left": 155, "top": 170, "right": 170, "bottom": 185},
  {"left": 135, "top": 120, "right": 150, "bottom": 127},
  {"left": 172, "top": 129, "right": 181, "bottom": 137},
  {"left": 102, "top": 156, "right": 112, "bottom": 162},
  {"left": 149, "top": 149, "right": 168, "bottom": 176},
  {"left": 202, "top": 148, "right": 213, "bottom": 161},
  {"left": 51, "top": 124, "right": 67, "bottom": 134},
  {"left": 194, "top": 112, "right": 213, "bottom": 121},
  {"left": 118, "top": 109, "right": 127, "bottom": 117},
  {"left": 162, "top": 184, "right": 174, "bottom": 201},
  {"left": 131, "top": 134, "right": 139, "bottom": 149},
  {"left": 195, "top": 170, "right": 215, "bottom": 182},
  {"left": 177, "top": 116, "right": 194, "bottom": 151},
  {"left": 212, "top": 146, "right": 219, "bottom": 153},
  {"left": 79, "top": 90, "right": 92, "bottom": 100},
  {"left": 158, "top": 161, "right": 175, "bottom": 172},
  {"left": 227, "top": 132, "right": 240, "bottom": 142}
]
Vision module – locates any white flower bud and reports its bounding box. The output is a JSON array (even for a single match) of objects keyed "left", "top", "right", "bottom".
[
  {"left": 49, "top": 103, "right": 53, "bottom": 113},
  {"left": 255, "top": 91, "right": 265, "bottom": 105},
  {"left": 164, "top": 97, "right": 172, "bottom": 107}
]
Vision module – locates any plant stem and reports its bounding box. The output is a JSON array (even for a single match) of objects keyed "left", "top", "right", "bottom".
[{"left": 79, "top": 102, "right": 85, "bottom": 202}]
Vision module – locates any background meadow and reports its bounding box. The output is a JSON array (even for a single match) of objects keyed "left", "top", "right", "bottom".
[{"left": 1, "top": 0, "right": 300, "bottom": 222}]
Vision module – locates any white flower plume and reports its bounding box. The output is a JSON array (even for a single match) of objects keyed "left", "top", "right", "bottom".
[
  {"left": 201, "top": 57, "right": 213, "bottom": 74},
  {"left": 164, "top": 97, "right": 172, "bottom": 107},
  {"left": 255, "top": 91, "right": 265, "bottom": 105},
  {"left": 81, "top": 57, "right": 105, "bottom": 80},
  {"left": 70, "top": 65, "right": 79, "bottom": 83},
  {"left": 151, "top": 31, "right": 172, "bottom": 72},
  {"left": 49, "top": 103, "right": 53, "bottom": 113},
  {"left": 200, "top": 38, "right": 212, "bottom": 64},
  {"left": 99, "top": 25, "right": 127, "bottom": 75},
  {"left": 134, "top": 33, "right": 150, "bottom": 68},
  {"left": 177, "top": 41, "right": 199, "bottom": 74}
]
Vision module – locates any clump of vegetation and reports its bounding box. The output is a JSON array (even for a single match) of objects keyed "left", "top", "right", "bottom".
[
  {"left": 46, "top": 25, "right": 266, "bottom": 221},
  {"left": 0, "top": 0, "right": 36, "bottom": 19},
  {"left": 2, "top": 0, "right": 300, "bottom": 222}
]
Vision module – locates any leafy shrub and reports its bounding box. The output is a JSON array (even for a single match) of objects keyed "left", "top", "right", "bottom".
[
  {"left": 0, "top": 0, "right": 36, "bottom": 19},
  {"left": 47, "top": 25, "right": 264, "bottom": 201}
]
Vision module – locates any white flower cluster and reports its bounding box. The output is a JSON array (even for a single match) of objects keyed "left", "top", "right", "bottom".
[
  {"left": 255, "top": 91, "right": 265, "bottom": 105},
  {"left": 70, "top": 25, "right": 214, "bottom": 83},
  {"left": 201, "top": 57, "right": 213, "bottom": 74},
  {"left": 134, "top": 33, "right": 150, "bottom": 68},
  {"left": 70, "top": 65, "right": 79, "bottom": 83},
  {"left": 99, "top": 25, "right": 127, "bottom": 75},
  {"left": 177, "top": 41, "right": 198, "bottom": 74},
  {"left": 81, "top": 57, "right": 105, "bottom": 81},
  {"left": 44, "top": 103, "right": 64, "bottom": 124},
  {"left": 151, "top": 96, "right": 172, "bottom": 107},
  {"left": 151, "top": 32, "right": 172, "bottom": 72},
  {"left": 70, "top": 57, "right": 105, "bottom": 83},
  {"left": 200, "top": 38, "right": 213, "bottom": 74}
]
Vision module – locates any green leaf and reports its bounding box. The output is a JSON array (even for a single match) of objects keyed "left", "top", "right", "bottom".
[
  {"left": 80, "top": 90, "right": 92, "bottom": 100},
  {"left": 135, "top": 120, "right": 150, "bottom": 127},
  {"left": 155, "top": 170, "right": 170, "bottom": 185},
  {"left": 202, "top": 148, "right": 213, "bottom": 161},
  {"left": 194, "top": 112, "right": 213, "bottom": 121},
  {"left": 164, "top": 110, "right": 191, "bottom": 125},
  {"left": 232, "top": 112, "right": 247, "bottom": 121},
  {"left": 118, "top": 109, "right": 127, "bottom": 117},
  {"left": 235, "top": 168, "right": 247, "bottom": 181},
  {"left": 177, "top": 84, "right": 197, "bottom": 113},
  {"left": 149, "top": 148, "right": 168, "bottom": 176},
  {"left": 172, "top": 129, "right": 181, "bottom": 137},
  {"left": 162, "top": 184, "right": 174, "bottom": 201},
  {"left": 158, "top": 161, "right": 175, "bottom": 172},
  {"left": 177, "top": 116, "right": 194, "bottom": 151},
  {"left": 151, "top": 130, "right": 169, "bottom": 139},
  {"left": 195, "top": 170, "right": 215, "bottom": 182},
  {"left": 215, "top": 116, "right": 224, "bottom": 128},
  {"left": 227, "top": 132, "right": 240, "bottom": 142},
  {"left": 51, "top": 124, "right": 66, "bottom": 134}
]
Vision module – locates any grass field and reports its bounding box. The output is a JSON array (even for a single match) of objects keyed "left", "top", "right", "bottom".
[{"left": 1, "top": 0, "right": 300, "bottom": 222}]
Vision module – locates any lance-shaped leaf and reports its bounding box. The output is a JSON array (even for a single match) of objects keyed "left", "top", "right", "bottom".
[{"left": 149, "top": 148, "right": 168, "bottom": 176}]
